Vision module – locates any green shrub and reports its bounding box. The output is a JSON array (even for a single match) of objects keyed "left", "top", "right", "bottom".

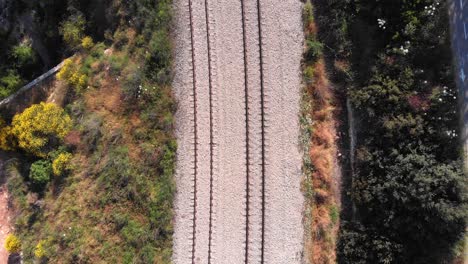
[
  {"left": 60, "top": 15, "right": 86, "bottom": 49},
  {"left": 303, "top": 65, "right": 315, "bottom": 85},
  {"left": 113, "top": 30, "right": 129, "bottom": 50},
  {"left": 145, "top": 30, "right": 172, "bottom": 84},
  {"left": 108, "top": 54, "right": 128, "bottom": 76},
  {"left": 89, "top": 42, "right": 106, "bottom": 61},
  {"left": 81, "top": 114, "right": 103, "bottom": 153},
  {"left": 305, "top": 39, "right": 323, "bottom": 63},
  {"left": 122, "top": 64, "right": 143, "bottom": 99},
  {"left": 329, "top": 205, "right": 339, "bottom": 225},
  {"left": 0, "top": 70, "right": 23, "bottom": 99},
  {"left": 303, "top": 1, "right": 314, "bottom": 26},
  {"left": 30, "top": 160, "right": 53, "bottom": 186},
  {"left": 12, "top": 43, "right": 36, "bottom": 66},
  {"left": 338, "top": 222, "right": 401, "bottom": 264}
]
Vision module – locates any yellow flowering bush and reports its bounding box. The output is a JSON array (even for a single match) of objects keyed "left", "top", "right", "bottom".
[
  {"left": 69, "top": 72, "right": 87, "bottom": 89},
  {"left": 4, "top": 234, "right": 21, "bottom": 253},
  {"left": 56, "top": 58, "right": 73, "bottom": 81},
  {"left": 0, "top": 118, "right": 14, "bottom": 151},
  {"left": 34, "top": 240, "right": 46, "bottom": 258},
  {"left": 81, "top": 36, "right": 94, "bottom": 49},
  {"left": 57, "top": 58, "right": 87, "bottom": 90},
  {"left": 52, "top": 152, "right": 73, "bottom": 176},
  {"left": 11, "top": 102, "right": 72, "bottom": 157}
]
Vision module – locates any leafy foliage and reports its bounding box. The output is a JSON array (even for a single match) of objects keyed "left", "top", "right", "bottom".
[
  {"left": 29, "top": 160, "right": 53, "bottom": 186},
  {"left": 305, "top": 39, "right": 323, "bottom": 63},
  {"left": 338, "top": 223, "right": 401, "bottom": 264},
  {"left": 0, "top": 70, "right": 23, "bottom": 100},
  {"left": 60, "top": 15, "right": 86, "bottom": 49},
  {"left": 326, "top": 0, "right": 468, "bottom": 263},
  {"left": 12, "top": 42, "right": 36, "bottom": 66}
]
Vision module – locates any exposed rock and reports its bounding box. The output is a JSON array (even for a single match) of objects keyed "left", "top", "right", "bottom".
[{"left": 0, "top": 0, "right": 13, "bottom": 35}]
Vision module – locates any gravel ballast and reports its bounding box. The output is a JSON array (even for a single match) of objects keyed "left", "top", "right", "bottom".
[{"left": 173, "top": 0, "right": 304, "bottom": 263}]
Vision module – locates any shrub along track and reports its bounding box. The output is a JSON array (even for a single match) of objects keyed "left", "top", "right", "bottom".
[{"left": 173, "top": 0, "right": 304, "bottom": 263}]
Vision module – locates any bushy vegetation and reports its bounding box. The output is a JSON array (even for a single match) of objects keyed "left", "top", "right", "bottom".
[
  {"left": 60, "top": 15, "right": 86, "bottom": 50},
  {"left": 57, "top": 58, "right": 88, "bottom": 91},
  {"left": 4, "top": 0, "right": 176, "bottom": 263},
  {"left": 0, "top": 70, "right": 24, "bottom": 100},
  {"left": 4, "top": 234, "right": 21, "bottom": 254},
  {"left": 29, "top": 160, "right": 53, "bottom": 187},
  {"left": 81, "top": 36, "right": 94, "bottom": 50},
  {"left": 34, "top": 240, "right": 47, "bottom": 259},
  {"left": 0, "top": 102, "right": 72, "bottom": 196},
  {"left": 52, "top": 152, "right": 72, "bottom": 176},
  {"left": 12, "top": 42, "right": 36, "bottom": 66},
  {"left": 313, "top": 0, "right": 468, "bottom": 263},
  {"left": 7, "top": 102, "right": 72, "bottom": 157}
]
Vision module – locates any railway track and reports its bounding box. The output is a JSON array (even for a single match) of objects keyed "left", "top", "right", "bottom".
[
  {"left": 239, "top": 0, "right": 252, "bottom": 262},
  {"left": 256, "top": 0, "right": 267, "bottom": 261},
  {"left": 187, "top": 0, "right": 199, "bottom": 262},
  {"left": 188, "top": 0, "right": 216, "bottom": 262},
  {"left": 176, "top": 0, "right": 304, "bottom": 263},
  {"left": 240, "top": 0, "right": 267, "bottom": 263},
  {"left": 203, "top": 0, "right": 215, "bottom": 262}
]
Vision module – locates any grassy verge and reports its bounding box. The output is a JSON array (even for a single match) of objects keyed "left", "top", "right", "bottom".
[{"left": 301, "top": 1, "right": 340, "bottom": 263}]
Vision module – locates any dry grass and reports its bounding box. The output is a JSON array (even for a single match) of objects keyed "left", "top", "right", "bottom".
[
  {"left": 303, "top": 3, "right": 340, "bottom": 262},
  {"left": 84, "top": 73, "right": 145, "bottom": 164},
  {"left": 307, "top": 61, "right": 339, "bottom": 264},
  {"left": 85, "top": 79, "right": 123, "bottom": 115}
]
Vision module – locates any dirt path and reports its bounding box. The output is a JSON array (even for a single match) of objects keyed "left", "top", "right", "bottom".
[
  {"left": 172, "top": 0, "right": 304, "bottom": 263},
  {"left": 0, "top": 185, "right": 11, "bottom": 264},
  {"left": 0, "top": 152, "right": 12, "bottom": 264},
  {"left": 47, "top": 80, "right": 69, "bottom": 107}
]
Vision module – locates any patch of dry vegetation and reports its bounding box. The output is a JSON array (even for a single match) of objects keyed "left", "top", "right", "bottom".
[{"left": 302, "top": 1, "right": 339, "bottom": 263}]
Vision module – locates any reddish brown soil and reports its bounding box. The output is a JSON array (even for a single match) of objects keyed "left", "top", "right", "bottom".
[{"left": 0, "top": 184, "right": 12, "bottom": 263}]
